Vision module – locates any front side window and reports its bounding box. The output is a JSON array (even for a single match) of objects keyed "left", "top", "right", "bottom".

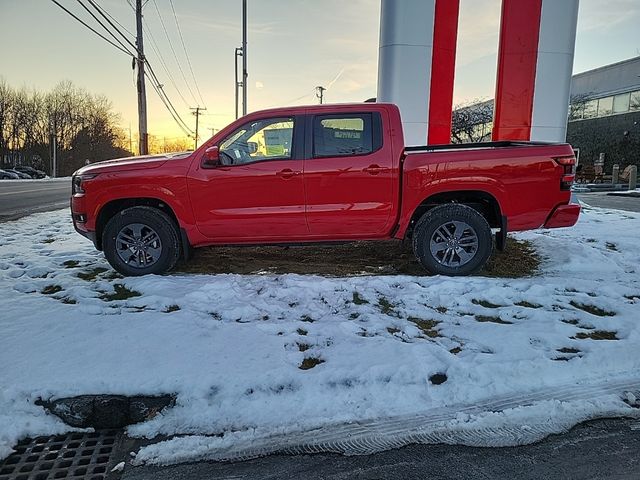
[
  {"left": 313, "top": 115, "right": 373, "bottom": 157},
  {"left": 219, "top": 117, "right": 294, "bottom": 165}
]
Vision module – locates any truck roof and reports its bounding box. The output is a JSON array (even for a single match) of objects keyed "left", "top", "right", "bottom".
[{"left": 244, "top": 102, "right": 397, "bottom": 118}]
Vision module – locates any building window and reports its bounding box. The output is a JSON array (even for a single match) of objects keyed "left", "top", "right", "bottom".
[
  {"left": 583, "top": 99, "right": 598, "bottom": 119},
  {"left": 630, "top": 91, "right": 640, "bottom": 111},
  {"left": 612, "top": 93, "right": 630, "bottom": 114},
  {"left": 597, "top": 97, "right": 613, "bottom": 116}
]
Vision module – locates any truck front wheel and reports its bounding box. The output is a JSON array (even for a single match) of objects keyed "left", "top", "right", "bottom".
[
  {"left": 412, "top": 204, "right": 493, "bottom": 276},
  {"left": 102, "top": 206, "right": 181, "bottom": 276}
]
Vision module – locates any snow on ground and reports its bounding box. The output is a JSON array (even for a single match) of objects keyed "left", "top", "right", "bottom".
[{"left": 0, "top": 206, "right": 639, "bottom": 463}]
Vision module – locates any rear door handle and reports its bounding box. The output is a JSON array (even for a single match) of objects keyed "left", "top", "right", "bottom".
[
  {"left": 363, "top": 164, "right": 387, "bottom": 175},
  {"left": 277, "top": 168, "right": 301, "bottom": 179}
]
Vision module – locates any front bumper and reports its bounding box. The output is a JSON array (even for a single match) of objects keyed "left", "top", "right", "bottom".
[
  {"left": 543, "top": 203, "right": 581, "bottom": 229},
  {"left": 70, "top": 196, "right": 98, "bottom": 248}
]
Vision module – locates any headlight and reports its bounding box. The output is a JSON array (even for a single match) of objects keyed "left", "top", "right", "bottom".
[{"left": 72, "top": 174, "right": 97, "bottom": 194}]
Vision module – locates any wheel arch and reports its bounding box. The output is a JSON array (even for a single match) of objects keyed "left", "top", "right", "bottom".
[
  {"left": 403, "top": 190, "right": 503, "bottom": 240},
  {"left": 95, "top": 198, "right": 182, "bottom": 251}
]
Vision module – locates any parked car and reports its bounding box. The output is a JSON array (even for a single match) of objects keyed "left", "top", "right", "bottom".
[
  {"left": 6, "top": 168, "right": 32, "bottom": 179},
  {"left": 71, "top": 103, "right": 580, "bottom": 277},
  {"left": 0, "top": 169, "right": 20, "bottom": 180},
  {"left": 14, "top": 166, "right": 47, "bottom": 179}
]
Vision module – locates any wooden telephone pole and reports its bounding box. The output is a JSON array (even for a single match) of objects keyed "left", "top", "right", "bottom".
[
  {"left": 135, "top": 0, "right": 148, "bottom": 155},
  {"left": 191, "top": 107, "right": 206, "bottom": 149}
]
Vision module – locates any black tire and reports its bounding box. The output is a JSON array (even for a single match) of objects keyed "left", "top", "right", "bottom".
[
  {"left": 412, "top": 204, "right": 493, "bottom": 276},
  {"left": 102, "top": 206, "right": 181, "bottom": 276}
]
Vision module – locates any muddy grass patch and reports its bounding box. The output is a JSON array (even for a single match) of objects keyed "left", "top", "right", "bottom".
[
  {"left": 100, "top": 284, "right": 142, "bottom": 302},
  {"left": 163, "top": 304, "right": 181, "bottom": 313},
  {"left": 569, "top": 301, "right": 616, "bottom": 317},
  {"left": 77, "top": 267, "right": 109, "bottom": 281},
  {"left": 352, "top": 291, "right": 369, "bottom": 305},
  {"left": 475, "top": 314, "right": 513, "bottom": 325},
  {"left": 42, "top": 284, "right": 63, "bottom": 295},
  {"left": 573, "top": 330, "right": 618, "bottom": 341},
  {"left": 299, "top": 357, "right": 324, "bottom": 370},
  {"left": 62, "top": 260, "right": 80, "bottom": 268},
  {"left": 408, "top": 317, "right": 441, "bottom": 337},
  {"left": 377, "top": 296, "right": 399, "bottom": 317},
  {"left": 472, "top": 299, "right": 502, "bottom": 309},
  {"left": 175, "top": 237, "right": 539, "bottom": 278},
  {"left": 515, "top": 300, "right": 542, "bottom": 309}
]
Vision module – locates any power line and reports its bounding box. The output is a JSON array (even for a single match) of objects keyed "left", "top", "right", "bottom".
[
  {"left": 74, "top": 0, "right": 136, "bottom": 55},
  {"left": 150, "top": 0, "right": 199, "bottom": 106},
  {"left": 49, "top": 0, "right": 134, "bottom": 57},
  {"left": 143, "top": 20, "right": 191, "bottom": 108},
  {"left": 86, "top": 0, "right": 136, "bottom": 46},
  {"left": 168, "top": 0, "right": 206, "bottom": 107},
  {"left": 145, "top": 61, "right": 195, "bottom": 135}
]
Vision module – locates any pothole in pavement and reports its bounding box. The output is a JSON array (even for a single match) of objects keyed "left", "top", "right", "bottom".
[{"left": 0, "top": 430, "right": 133, "bottom": 480}]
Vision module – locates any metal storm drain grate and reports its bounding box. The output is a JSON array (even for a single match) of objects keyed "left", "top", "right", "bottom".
[{"left": 0, "top": 430, "right": 123, "bottom": 480}]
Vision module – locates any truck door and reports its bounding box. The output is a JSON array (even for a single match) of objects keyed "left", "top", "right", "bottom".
[
  {"left": 187, "top": 115, "right": 309, "bottom": 240},
  {"left": 303, "top": 112, "right": 396, "bottom": 237}
]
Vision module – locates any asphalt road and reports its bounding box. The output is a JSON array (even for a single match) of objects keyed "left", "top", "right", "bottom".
[
  {"left": 0, "top": 178, "right": 71, "bottom": 222},
  {"left": 121, "top": 418, "right": 640, "bottom": 480},
  {"left": 576, "top": 192, "right": 640, "bottom": 213}
]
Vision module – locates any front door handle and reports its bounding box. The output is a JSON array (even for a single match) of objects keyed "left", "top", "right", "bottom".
[
  {"left": 363, "top": 164, "right": 387, "bottom": 175},
  {"left": 277, "top": 168, "right": 301, "bottom": 179}
]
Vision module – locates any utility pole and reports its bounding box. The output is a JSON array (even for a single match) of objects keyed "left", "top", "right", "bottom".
[
  {"left": 135, "top": 0, "right": 148, "bottom": 155},
  {"left": 191, "top": 107, "right": 206, "bottom": 149},
  {"left": 234, "top": 47, "right": 243, "bottom": 119},
  {"left": 242, "top": 0, "right": 247, "bottom": 116},
  {"left": 316, "top": 86, "right": 326, "bottom": 104}
]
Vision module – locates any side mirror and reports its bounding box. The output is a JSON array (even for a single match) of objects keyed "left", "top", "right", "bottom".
[
  {"left": 247, "top": 141, "right": 258, "bottom": 154},
  {"left": 204, "top": 146, "right": 220, "bottom": 165}
]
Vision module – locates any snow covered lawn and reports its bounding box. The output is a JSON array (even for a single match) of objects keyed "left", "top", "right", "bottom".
[{"left": 1, "top": 206, "right": 639, "bottom": 463}]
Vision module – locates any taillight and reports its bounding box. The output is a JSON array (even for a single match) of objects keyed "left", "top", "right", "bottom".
[{"left": 554, "top": 156, "right": 576, "bottom": 191}]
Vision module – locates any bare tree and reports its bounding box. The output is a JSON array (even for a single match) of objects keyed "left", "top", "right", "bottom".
[{"left": 451, "top": 99, "right": 493, "bottom": 144}]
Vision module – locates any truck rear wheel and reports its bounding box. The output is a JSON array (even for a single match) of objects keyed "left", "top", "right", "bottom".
[
  {"left": 412, "top": 204, "right": 493, "bottom": 276},
  {"left": 102, "top": 206, "right": 181, "bottom": 276}
]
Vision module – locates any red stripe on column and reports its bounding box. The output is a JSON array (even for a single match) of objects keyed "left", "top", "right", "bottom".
[
  {"left": 492, "top": 0, "right": 542, "bottom": 141},
  {"left": 428, "top": 0, "right": 459, "bottom": 145}
]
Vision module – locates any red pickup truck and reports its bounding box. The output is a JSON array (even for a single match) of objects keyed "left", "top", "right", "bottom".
[{"left": 71, "top": 103, "right": 579, "bottom": 277}]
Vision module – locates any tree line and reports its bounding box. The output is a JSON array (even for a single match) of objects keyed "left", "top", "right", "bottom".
[{"left": 0, "top": 79, "right": 131, "bottom": 176}]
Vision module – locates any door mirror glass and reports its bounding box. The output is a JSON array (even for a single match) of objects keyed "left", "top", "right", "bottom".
[
  {"left": 247, "top": 141, "right": 258, "bottom": 154},
  {"left": 204, "top": 146, "right": 220, "bottom": 165}
]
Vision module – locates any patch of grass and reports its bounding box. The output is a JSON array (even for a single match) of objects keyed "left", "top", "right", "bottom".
[
  {"left": 163, "top": 304, "right": 180, "bottom": 313},
  {"left": 475, "top": 315, "right": 513, "bottom": 325},
  {"left": 557, "top": 347, "right": 580, "bottom": 354},
  {"left": 288, "top": 302, "right": 298, "bottom": 308},
  {"left": 102, "top": 271, "right": 124, "bottom": 280},
  {"left": 449, "top": 347, "right": 462, "bottom": 355},
  {"left": 300, "top": 315, "right": 314, "bottom": 323},
  {"left": 585, "top": 238, "right": 598, "bottom": 243},
  {"left": 62, "top": 260, "right": 79, "bottom": 268},
  {"left": 472, "top": 299, "right": 502, "bottom": 309},
  {"left": 42, "top": 285, "right": 63, "bottom": 295},
  {"left": 386, "top": 327, "right": 401, "bottom": 335},
  {"left": 429, "top": 373, "right": 448, "bottom": 385},
  {"left": 349, "top": 312, "right": 360, "bottom": 320},
  {"left": 352, "top": 291, "right": 369, "bottom": 305},
  {"left": 605, "top": 242, "right": 618, "bottom": 252},
  {"left": 435, "top": 306, "right": 448, "bottom": 314},
  {"left": 515, "top": 301, "right": 542, "bottom": 309},
  {"left": 481, "top": 238, "right": 540, "bottom": 278},
  {"left": 100, "top": 284, "right": 142, "bottom": 302},
  {"left": 209, "top": 312, "right": 222, "bottom": 320},
  {"left": 377, "top": 296, "right": 398, "bottom": 317},
  {"left": 624, "top": 294, "right": 640, "bottom": 301},
  {"left": 408, "top": 317, "right": 441, "bottom": 337},
  {"left": 569, "top": 301, "right": 616, "bottom": 317},
  {"left": 561, "top": 318, "right": 579, "bottom": 325},
  {"left": 59, "top": 296, "right": 77, "bottom": 305},
  {"left": 262, "top": 315, "right": 270, "bottom": 321},
  {"left": 297, "top": 343, "right": 311, "bottom": 352},
  {"left": 77, "top": 267, "right": 108, "bottom": 281},
  {"left": 574, "top": 330, "right": 618, "bottom": 341},
  {"left": 296, "top": 328, "right": 308, "bottom": 336},
  {"left": 42, "top": 237, "right": 55, "bottom": 244},
  {"left": 299, "top": 357, "right": 324, "bottom": 370}
]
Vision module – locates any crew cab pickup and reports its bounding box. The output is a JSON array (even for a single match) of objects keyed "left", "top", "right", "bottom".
[{"left": 71, "top": 103, "right": 580, "bottom": 276}]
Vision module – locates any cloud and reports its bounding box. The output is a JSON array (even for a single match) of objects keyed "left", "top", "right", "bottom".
[{"left": 255, "top": 81, "right": 264, "bottom": 90}]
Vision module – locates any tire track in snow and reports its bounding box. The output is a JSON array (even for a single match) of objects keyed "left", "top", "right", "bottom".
[{"left": 138, "top": 375, "right": 640, "bottom": 464}]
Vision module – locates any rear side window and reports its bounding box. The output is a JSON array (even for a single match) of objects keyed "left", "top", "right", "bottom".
[{"left": 313, "top": 113, "right": 380, "bottom": 157}]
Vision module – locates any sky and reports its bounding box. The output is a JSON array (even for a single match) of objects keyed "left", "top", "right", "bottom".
[{"left": 1, "top": 0, "right": 639, "bottom": 142}]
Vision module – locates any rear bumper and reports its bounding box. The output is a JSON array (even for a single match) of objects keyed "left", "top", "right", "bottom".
[{"left": 543, "top": 203, "right": 581, "bottom": 229}]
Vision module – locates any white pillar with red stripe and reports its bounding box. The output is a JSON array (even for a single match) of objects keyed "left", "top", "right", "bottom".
[{"left": 493, "top": 0, "right": 580, "bottom": 142}]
